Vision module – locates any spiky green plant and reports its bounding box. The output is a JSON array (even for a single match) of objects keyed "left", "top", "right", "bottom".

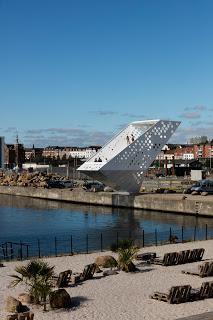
[
  {"left": 117, "top": 245, "right": 139, "bottom": 272},
  {"left": 10, "top": 260, "right": 55, "bottom": 311},
  {"left": 110, "top": 239, "right": 134, "bottom": 252}
]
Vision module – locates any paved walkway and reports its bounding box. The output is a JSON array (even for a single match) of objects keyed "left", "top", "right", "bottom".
[{"left": 178, "top": 312, "right": 213, "bottom": 319}]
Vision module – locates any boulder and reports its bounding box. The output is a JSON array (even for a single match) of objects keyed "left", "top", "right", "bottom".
[
  {"left": 191, "top": 191, "right": 199, "bottom": 195},
  {"left": 5, "top": 296, "right": 23, "bottom": 312},
  {"left": 103, "top": 269, "right": 118, "bottom": 276},
  {"left": 49, "top": 289, "right": 71, "bottom": 309},
  {"left": 18, "top": 293, "right": 34, "bottom": 304},
  {"left": 104, "top": 186, "right": 114, "bottom": 192},
  {"left": 201, "top": 192, "right": 208, "bottom": 196},
  {"left": 94, "top": 255, "right": 118, "bottom": 268}
]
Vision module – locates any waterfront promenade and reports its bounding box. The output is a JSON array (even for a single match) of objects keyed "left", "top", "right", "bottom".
[{"left": 0, "top": 186, "right": 212, "bottom": 217}]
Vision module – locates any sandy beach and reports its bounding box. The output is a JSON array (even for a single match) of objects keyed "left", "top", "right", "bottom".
[{"left": 1, "top": 240, "right": 213, "bottom": 320}]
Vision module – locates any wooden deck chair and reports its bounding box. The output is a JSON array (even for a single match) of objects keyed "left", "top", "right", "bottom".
[
  {"left": 54, "top": 269, "right": 72, "bottom": 288},
  {"left": 151, "top": 285, "right": 191, "bottom": 304},
  {"left": 182, "top": 262, "right": 211, "bottom": 278},
  {"left": 199, "top": 281, "right": 213, "bottom": 299},
  {"left": 153, "top": 252, "right": 178, "bottom": 266},
  {"left": 80, "top": 263, "right": 97, "bottom": 281},
  {"left": 188, "top": 248, "right": 205, "bottom": 263},
  {"left": 207, "top": 262, "right": 213, "bottom": 276},
  {"left": 7, "top": 312, "right": 34, "bottom": 320},
  {"left": 179, "top": 250, "right": 191, "bottom": 264},
  {"left": 188, "top": 249, "right": 197, "bottom": 262},
  {"left": 71, "top": 263, "right": 97, "bottom": 284},
  {"left": 190, "top": 281, "right": 213, "bottom": 301},
  {"left": 197, "top": 248, "right": 205, "bottom": 261}
]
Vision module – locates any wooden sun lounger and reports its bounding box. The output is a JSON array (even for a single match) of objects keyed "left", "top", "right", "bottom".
[
  {"left": 71, "top": 263, "right": 97, "bottom": 284},
  {"left": 182, "top": 262, "right": 213, "bottom": 278},
  {"left": 153, "top": 248, "right": 205, "bottom": 267},
  {"left": 177, "top": 250, "right": 191, "bottom": 265},
  {"left": 189, "top": 281, "right": 213, "bottom": 301},
  {"left": 7, "top": 312, "right": 34, "bottom": 320},
  {"left": 153, "top": 252, "right": 178, "bottom": 266},
  {"left": 53, "top": 269, "right": 72, "bottom": 288},
  {"left": 151, "top": 285, "right": 191, "bottom": 304},
  {"left": 188, "top": 248, "right": 205, "bottom": 263}
]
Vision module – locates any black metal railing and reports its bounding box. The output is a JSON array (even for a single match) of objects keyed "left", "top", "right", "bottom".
[{"left": 1, "top": 224, "right": 212, "bottom": 262}]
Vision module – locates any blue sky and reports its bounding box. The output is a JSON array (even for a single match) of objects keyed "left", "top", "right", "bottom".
[{"left": 0, "top": 0, "right": 213, "bottom": 147}]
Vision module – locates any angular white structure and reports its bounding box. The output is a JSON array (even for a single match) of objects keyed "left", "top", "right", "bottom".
[{"left": 78, "top": 120, "right": 180, "bottom": 193}]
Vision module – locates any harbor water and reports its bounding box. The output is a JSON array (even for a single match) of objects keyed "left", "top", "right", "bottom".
[{"left": 0, "top": 194, "right": 213, "bottom": 259}]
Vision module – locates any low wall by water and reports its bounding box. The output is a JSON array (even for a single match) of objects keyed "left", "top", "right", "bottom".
[{"left": 0, "top": 186, "right": 212, "bottom": 217}]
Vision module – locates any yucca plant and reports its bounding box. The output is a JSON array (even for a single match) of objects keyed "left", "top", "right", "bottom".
[
  {"left": 10, "top": 260, "right": 55, "bottom": 311},
  {"left": 117, "top": 245, "right": 139, "bottom": 272}
]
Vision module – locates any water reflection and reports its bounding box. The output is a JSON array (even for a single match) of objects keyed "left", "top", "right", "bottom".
[{"left": 0, "top": 194, "right": 213, "bottom": 243}]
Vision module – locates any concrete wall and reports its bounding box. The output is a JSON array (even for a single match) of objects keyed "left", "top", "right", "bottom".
[{"left": 0, "top": 186, "right": 212, "bottom": 217}]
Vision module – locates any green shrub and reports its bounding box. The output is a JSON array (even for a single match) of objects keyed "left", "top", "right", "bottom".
[
  {"left": 10, "top": 260, "right": 55, "bottom": 311},
  {"left": 117, "top": 245, "right": 139, "bottom": 272},
  {"left": 110, "top": 238, "right": 134, "bottom": 252}
]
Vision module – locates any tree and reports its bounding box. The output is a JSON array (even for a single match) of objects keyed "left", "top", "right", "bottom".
[{"left": 10, "top": 260, "right": 55, "bottom": 311}]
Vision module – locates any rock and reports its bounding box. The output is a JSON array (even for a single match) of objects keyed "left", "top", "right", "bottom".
[
  {"left": 201, "top": 192, "right": 208, "bottom": 196},
  {"left": 103, "top": 269, "right": 118, "bottom": 276},
  {"left": 94, "top": 255, "right": 118, "bottom": 268},
  {"left": 121, "top": 261, "right": 137, "bottom": 272},
  {"left": 104, "top": 186, "right": 114, "bottom": 192},
  {"left": 49, "top": 289, "right": 71, "bottom": 309},
  {"left": 18, "top": 293, "right": 34, "bottom": 304},
  {"left": 5, "top": 296, "right": 23, "bottom": 312},
  {"left": 191, "top": 191, "right": 199, "bottom": 195}
]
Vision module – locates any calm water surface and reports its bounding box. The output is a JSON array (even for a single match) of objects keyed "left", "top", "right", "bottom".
[{"left": 0, "top": 194, "right": 213, "bottom": 255}]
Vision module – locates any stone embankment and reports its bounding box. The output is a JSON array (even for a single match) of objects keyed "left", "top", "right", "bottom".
[{"left": 0, "top": 185, "right": 212, "bottom": 217}]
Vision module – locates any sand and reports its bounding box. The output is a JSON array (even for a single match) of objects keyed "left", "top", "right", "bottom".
[{"left": 1, "top": 240, "right": 213, "bottom": 320}]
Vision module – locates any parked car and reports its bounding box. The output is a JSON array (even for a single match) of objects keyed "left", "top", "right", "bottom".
[
  {"left": 60, "top": 180, "right": 74, "bottom": 188},
  {"left": 46, "top": 180, "right": 65, "bottom": 189},
  {"left": 184, "top": 179, "right": 213, "bottom": 195},
  {"left": 83, "top": 180, "right": 105, "bottom": 192}
]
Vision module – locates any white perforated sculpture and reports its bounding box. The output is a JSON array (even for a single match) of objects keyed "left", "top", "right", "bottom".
[{"left": 78, "top": 120, "right": 180, "bottom": 193}]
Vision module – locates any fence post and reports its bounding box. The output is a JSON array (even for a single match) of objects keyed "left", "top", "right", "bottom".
[
  {"left": 169, "top": 227, "right": 172, "bottom": 243},
  {"left": 37, "top": 239, "right": 41, "bottom": 258},
  {"left": 5, "top": 242, "right": 8, "bottom": 259},
  {"left": 205, "top": 224, "right": 208, "bottom": 240},
  {"left": 20, "top": 241, "right": 23, "bottom": 261},
  {"left": 182, "top": 226, "right": 184, "bottom": 243},
  {"left": 142, "top": 230, "right": 145, "bottom": 247},
  {"left": 194, "top": 226, "right": 197, "bottom": 241},
  {"left": 9, "top": 242, "right": 13, "bottom": 260},
  {"left": 55, "top": 237, "right": 57, "bottom": 257},
  {"left": 86, "top": 234, "right": 88, "bottom": 254},
  {"left": 101, "top": 233, "right": 103, "bottom": 252},
  {"left": 26, "top": 245, "right": 29, "bottom": 259},
  {"left": 70, "top": 235, "right": 73, "bottom": 255},
  {"left": 155, "top": 229, "right": 158, "bottom": 246}
]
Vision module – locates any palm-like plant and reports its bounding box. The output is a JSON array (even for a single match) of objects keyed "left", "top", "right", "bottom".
[
  {"left": 117, "top": 245, "right": 139, "bottom": 272},
  {"left": 10, "top": 260, "right": 55, "bottom": 311}
]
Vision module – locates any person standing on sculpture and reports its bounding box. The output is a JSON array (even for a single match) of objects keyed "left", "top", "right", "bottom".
[{"left": 126, "top": 135, "right": 130, "bottom": 145}]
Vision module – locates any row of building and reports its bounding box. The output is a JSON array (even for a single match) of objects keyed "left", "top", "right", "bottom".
[
  {"left": 0, "top": 135, "right": 213, "bottom": 170},
  {"left": 0, "top": 136, "right": 100, "bottom": 169}
]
